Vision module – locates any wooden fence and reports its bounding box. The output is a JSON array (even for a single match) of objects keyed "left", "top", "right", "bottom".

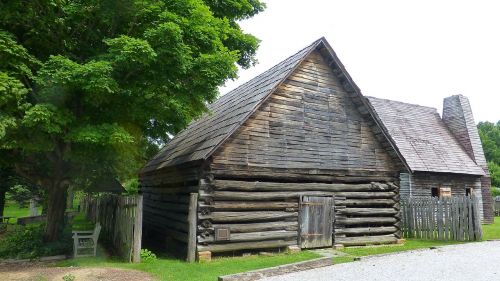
[
  {"left": 83, "top": 194, "right": 143, "bottom": 262},
  {"left": 401, "top": 196, "right": 482, "bottom": 241}
]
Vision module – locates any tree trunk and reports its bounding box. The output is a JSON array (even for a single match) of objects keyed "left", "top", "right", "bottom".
[
  {"left": 66, "top": 186, "right": 74, "bottom": 210},
  {"left": 44, "top": 184, "right": 68, "bottom": 242},
  {"left": 0, "top": 189, "right": 6, "bottom": 217}
]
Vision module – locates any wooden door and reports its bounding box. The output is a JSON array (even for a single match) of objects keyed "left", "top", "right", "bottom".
[{"left": 299, "top": 196, "right": 334, "bottom": 248}]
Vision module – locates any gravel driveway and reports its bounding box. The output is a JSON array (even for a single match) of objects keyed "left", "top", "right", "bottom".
[{"left": 262, "top": 241, "right": 500, "bottom": 281}]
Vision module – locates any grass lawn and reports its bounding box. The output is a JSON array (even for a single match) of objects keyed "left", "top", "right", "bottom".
[
  {"left": 54, "top": 216, "right": 500, "bottom": 280},
  {"left": 482, "top": 216, "right": 500, "bottom": 240},
  {"left": 57, "top": 251, "right": 321, "bottom": 281},
  {"left": 335, "top": 239, "right": 463, "bottom": 264},
  {"left": 2, "top": 201, "right": 39, "bottom": 223}
]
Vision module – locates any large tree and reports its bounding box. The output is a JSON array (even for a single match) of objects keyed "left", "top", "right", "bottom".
[{"left": 0, "top": 0, "right": 264, "bottom": 241}]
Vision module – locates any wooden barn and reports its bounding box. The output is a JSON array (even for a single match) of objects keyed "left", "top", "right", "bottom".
[{"left": 140, "top": 37, "right": 492, "bottom": 261}]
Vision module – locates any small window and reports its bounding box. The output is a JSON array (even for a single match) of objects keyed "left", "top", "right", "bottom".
[
  {"left": 431, "top": 187, "right": 439, "bottom": 197},
  {"left": 466, "top": 188, "right": 472, "bottom": 196}
]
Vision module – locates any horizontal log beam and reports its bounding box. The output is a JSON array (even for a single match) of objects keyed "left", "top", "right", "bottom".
[
  {"left": 200, "top": 221, "right": 298, "bottom": 234},
  {"left": 338, "top": 208, "right": 398, "bottom": 216},
  {"left": 212, "top": 180, "right": 396, "bottom": 192},
  {"left": 336, "top": 217, "right": 397, "bottom": 226},
  {"left": 335, "top": 235, "right": 397, "bottom": 246},
  {"left": 335, "top": 226, "right": 398, "bottom": 236},
  {"left": 198, "top": 230, "right": 297, "bottom": 243},
  {"left": 201, "top": 191, "right": 396, "bottom": 201},
  {"left": 141, "top": 185, "right": 198, "bottom": 194},
  {"left": 199, "top": 211, "right": 298, "bottom": 223},
  {"left": 200, "top": 201, "right": 298, "bottom": 211},
  {"left": 197, "top": 239, "right": 297, "bottom": 253},
  {"left": 202, "top": 191, "right": 335, "bottom": 201},
  {"left": 343, "top": 198, "right": 397, "bottom": 207},
  {"left": 144, "top": 206, "right": 188, "bottom": 223},
  {"left": 144, "top": 213, "right": 189, "bottom": 232}
]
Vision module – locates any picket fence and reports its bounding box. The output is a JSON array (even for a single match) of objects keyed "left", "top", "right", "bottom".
[
  {"left": 401, "top": 196, "right": 482, "bottom": 241},
  {"left": 83, "top": 194, "right": 143, "bottom": 262}
]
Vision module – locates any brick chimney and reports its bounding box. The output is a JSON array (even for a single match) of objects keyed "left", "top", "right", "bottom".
[{"left": 442, "top": 94, "right": 493, "bottom": 223}]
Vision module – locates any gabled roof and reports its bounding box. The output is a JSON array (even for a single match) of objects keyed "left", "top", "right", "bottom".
[
  {"left": 366, "top": 97, "right": 484, "bottom": 175},
  {"left": 141, "top": 39, "right": 324, "bottom": 173}
]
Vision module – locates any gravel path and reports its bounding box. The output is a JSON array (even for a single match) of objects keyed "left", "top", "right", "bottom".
[{"left": 262, "top": 241, "right": 500, "bottom": 281}]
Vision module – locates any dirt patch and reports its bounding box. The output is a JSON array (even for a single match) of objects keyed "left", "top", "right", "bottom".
[{"left": 0, "top": 262, "right": 154, "bottom": 281}]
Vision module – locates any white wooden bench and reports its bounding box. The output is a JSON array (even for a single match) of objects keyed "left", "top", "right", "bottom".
[{"left": 72, "top": 223, "right": 101, "bottom": 258}]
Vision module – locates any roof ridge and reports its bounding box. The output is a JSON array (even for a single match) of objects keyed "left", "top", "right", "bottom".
[{"left": 366, "top": 96, "right": 438, "bottom": 112}]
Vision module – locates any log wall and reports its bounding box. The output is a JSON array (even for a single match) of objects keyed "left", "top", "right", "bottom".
[
  {"left": 140, "top": 163, "right": 203, "bottom": 259},
  {"left": 197, "top": 178, "right": 401, "bottom": 252}
]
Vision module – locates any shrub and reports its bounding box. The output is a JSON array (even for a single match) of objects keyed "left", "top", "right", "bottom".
[
  {"left": 62, "top": 274, "right": 75, "bottom": 281},
  {"left": 0, "top": 224, "right": 72, "bottom": 259},
  {"left": 492, "top": 187, "right": 500, "bottom": 198},
  {"left": 140, "top": 248, "right": 157, "bottom": 262}
]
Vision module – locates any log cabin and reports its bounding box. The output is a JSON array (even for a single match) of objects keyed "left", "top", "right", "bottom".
[
  {"left": 140, "top": 37, "right": 492, "bottom": 261},
  {"left": 367, "top": 96, "right": 492, "bottom": 224}
]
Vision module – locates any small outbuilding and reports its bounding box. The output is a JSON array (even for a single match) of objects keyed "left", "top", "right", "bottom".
[
  {"left": 140, "top": 37, "right": 492, "bottom": 261},
  {"left": 368, "top": 96, "right": 492, "bottom": 223}
]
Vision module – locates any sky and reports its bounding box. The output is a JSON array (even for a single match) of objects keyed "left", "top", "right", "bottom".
[{"left": 220, "top": 0, "right": 500, "bottom": 122}]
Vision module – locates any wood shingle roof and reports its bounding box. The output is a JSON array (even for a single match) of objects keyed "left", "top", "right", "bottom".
[
  {"left": 142, "top": 39, "right": 324, "bottom": 173},
  {"left": 367, "top": 97, "right": 484, "bottom": 175},
  {"left": 142, "top": 37, "right": 484, "bottom": 177}
]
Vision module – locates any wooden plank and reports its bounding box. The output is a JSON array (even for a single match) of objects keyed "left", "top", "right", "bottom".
[
  {"left": 201, "top": 201, "right": 298, "bottom": 211},
  {"left": 199, "top": 211, "right": 298, "bottom": 223},
  {"left": 203, "top": 221, "right": 298, "bottom": 233},
  {"left": 335, "top": 226, "right": 397, "bottom": 235},
  {"left": 336, "top": 234, "right": 397, "bottom": 246},
  {"left": 132, "top": 195, "right": 143, "bottom": 263},
  {"left": 198, "top": 230, "right": 297, "bottom": 243},
  {"left": 197, "top": 239, "right": 296, "bottom": 253},
  {"left": 187, "top": 193, "right": 198, "bottom": 263},
  {"left": 336, "top": 217, "right": 397, "bottom": 225},
  {"left": 212, "top": 180, "right": 396, "bottom": 192},
  {"left": 299, "top": 196, "right": 333, "bottom": 249},
  {"left": 338, "top": 208, "right": 397, "bottom": 216}
]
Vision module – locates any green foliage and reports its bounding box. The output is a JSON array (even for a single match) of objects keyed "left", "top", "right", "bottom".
[
  {"left": 0, "top": 0, "right": 264, "bottom": 239},
  {"left": 478, "top": 121, "right": 500, "bottom": 187},
  {"left": 7, "top": 185, "right": 35, "bottom": 207},
  {"left": 0, "top": 224, "right": 72, "bottom": 259},
  {"left": 492, "top": 187, "right": 500, "bottom": 197},
  {"left": 123, "top": 178, "right": 139, "bottom": 195},
  {"left": 140, "top": 248, "right": 157, "bottom": 263},
  {"left": 71, "top": 213, "right": 95, "bottom": 231},
  {"left": 62, "top": 274, "right": 76, "bottom": 281}
]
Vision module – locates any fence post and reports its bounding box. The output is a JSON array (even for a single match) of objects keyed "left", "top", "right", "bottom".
[
  {"left": 132, "top": 195, "right": 143, "bottom": 263},
  {"left": 187, "top": 193, "right": 198, "bottom": 262}
]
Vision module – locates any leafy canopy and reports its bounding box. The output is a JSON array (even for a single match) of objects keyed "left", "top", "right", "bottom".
[
  {"left": 0, "top": 0, "right": 264, "bottom": 239},
  {"left": 478, "top": 121, "right": 500, "bottom": 188},
  {"left": 0, "top": 0, "right": 264, "bottom": 179}
]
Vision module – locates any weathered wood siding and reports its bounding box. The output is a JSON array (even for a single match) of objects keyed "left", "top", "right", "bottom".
[
  {"left": 211, "top": 50, "right": 400, "bottom": 177},
  {"left": 399, "top": 172, "right": 483, "bottom": 222},
  {"left": 140, "top": 163, "right": 202, "bottom": 258}
]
